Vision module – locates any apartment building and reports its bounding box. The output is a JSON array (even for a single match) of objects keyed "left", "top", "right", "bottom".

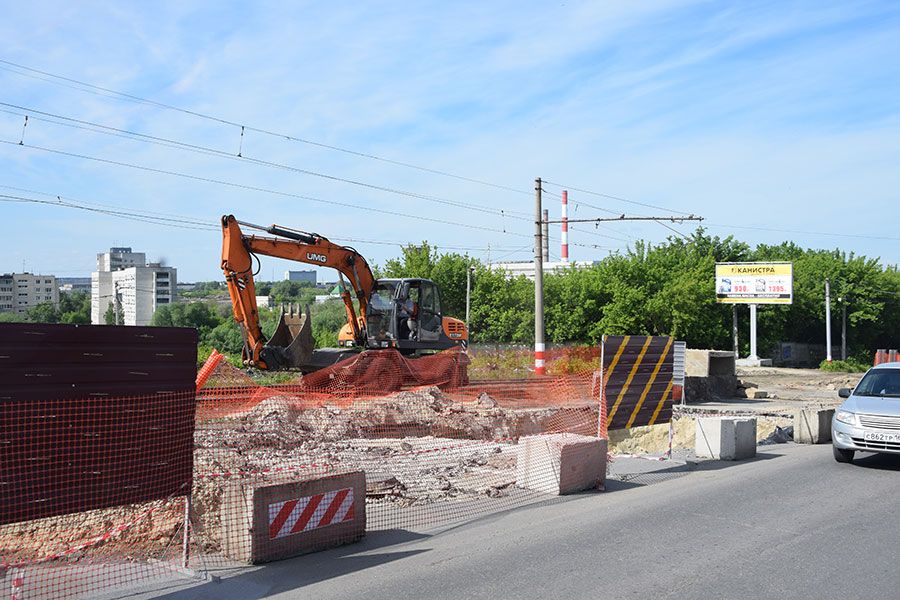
[
  {"left": 91, "top": 248, "right": 177, "bottom": 326},
  {"left": 0, "top": 273, "right": 59, "bottom": 315}
]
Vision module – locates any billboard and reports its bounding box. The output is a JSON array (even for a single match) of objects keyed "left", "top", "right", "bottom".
[{"left": 715, "top": 262, "right": 793, "bottom": 304}]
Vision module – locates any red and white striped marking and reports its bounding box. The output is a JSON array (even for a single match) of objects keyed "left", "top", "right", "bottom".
[
  {"left": 268, "top": 488, "right": 355, "bottom": 540},
  {"left": 534, "top": 342, "right": 546, "bottom": 375}
]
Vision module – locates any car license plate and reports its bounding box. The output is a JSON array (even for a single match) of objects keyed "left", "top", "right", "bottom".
[{"left": 864, "top": 431, "right": 900, "bottom": 443}]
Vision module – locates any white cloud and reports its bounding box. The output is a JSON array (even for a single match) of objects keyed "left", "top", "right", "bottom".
[{"left": 1, "top": 0, "right": 899, "bottom": 279}]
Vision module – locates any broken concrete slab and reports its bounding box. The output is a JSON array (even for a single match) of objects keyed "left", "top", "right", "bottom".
[
  {"left": 794, "top": 408, "right": 834, "bottom": 444},
  {"left": 695, "top": 417, "right": 757, "bottom": 461},
  {"left": 685, "top": 349, "right": 738, "bottom": 402}
]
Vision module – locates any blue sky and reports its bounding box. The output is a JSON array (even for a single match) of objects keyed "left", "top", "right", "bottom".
[{"left": 1, "top": 0, "right": 899, "bottom": 281}]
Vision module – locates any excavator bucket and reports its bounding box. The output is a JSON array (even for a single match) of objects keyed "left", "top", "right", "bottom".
[{"left": 262, "top": 305, "right": 315, "bottom": 369}]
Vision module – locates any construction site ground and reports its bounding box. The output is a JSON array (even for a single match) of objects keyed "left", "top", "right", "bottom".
[{"left": 4, "top": 365, "right": 866, "bottom": 599}]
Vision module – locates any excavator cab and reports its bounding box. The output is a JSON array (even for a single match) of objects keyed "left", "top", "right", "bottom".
[{"left": 361, "top": 278, "right": 459, "bottom": 355}]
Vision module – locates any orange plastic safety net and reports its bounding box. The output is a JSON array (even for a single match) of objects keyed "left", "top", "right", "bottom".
[
  {"left": 193, "top": 346, "right": 605, "bottom": 545},
  {"left": 3, "top": 345, "right": 607, "bottom": 598}
]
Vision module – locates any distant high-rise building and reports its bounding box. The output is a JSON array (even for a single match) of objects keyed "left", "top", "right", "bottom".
[
  {"left": 0, "top": 273, "right": 59, "bottom": 315},
  {"left": 97, "top": 247, "right": 146, "bottom": 272},
  {"left": 91, "top": 248, "right": 176, "bottom": 326},
  {"left": 284, "top": 270, "right": 316, "bottom": 285},
  {"left": 57, "top": 277, "right": 92, "bottom": 292}
]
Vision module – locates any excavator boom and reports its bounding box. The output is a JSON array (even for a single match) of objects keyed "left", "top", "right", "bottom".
[{"left": 220, "top": 214, "right": 376, "bottom": 369}]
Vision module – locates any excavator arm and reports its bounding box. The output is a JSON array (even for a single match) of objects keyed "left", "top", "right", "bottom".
[{"left": 220, "top": 214, "right": 376, "bottom": 369}]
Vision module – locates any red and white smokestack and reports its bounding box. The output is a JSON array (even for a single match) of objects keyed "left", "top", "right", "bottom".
[{"left": 561, "top": 190, "right": 569, "bottom": 262}]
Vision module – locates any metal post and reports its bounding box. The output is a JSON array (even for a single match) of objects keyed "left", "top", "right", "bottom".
[
  {"left": 841, "top": 300, "right": 847, "bottom": 361},
  {"left": 561, "top": 190, "right": 569, "bottom": 263},
  {"left": 825, "top": 279, "right": 832, "bottom": 363},
  {"left": 534, "top": 178, "right": 545, "bottom": 376},
  {"left": 667, "top": 421, "right": 674, "bottom": 460},
  {"left": 465, "top": 266, "right": 472, "bottom": 331},
  {"left": 749, "top": 303, "right": 758, "bottom": 360},
  {"left": 182, "top": 493, "right": 192, "bottom": 569},
  {"left": 732, "top": 305, "right": 739, "bottom": 359},
  {"left": 541, "top": 209, "right": 549, "bottom": 263}
]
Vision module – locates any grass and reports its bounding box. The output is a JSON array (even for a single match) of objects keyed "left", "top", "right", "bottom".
[{"left": 819, "top": 358, "right": 871, "bottom": 373}]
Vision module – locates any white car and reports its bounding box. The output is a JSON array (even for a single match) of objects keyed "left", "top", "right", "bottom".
[{"left": 832, "top": 363, "right": 900, "bottom": 463}]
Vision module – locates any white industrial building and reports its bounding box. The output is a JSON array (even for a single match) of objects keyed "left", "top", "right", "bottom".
[
  {"left": 284, "top": 270, "right": 317, "bottom": 284},
  {"left": 489, "top": 261, "right": 598, "bottom": 281},
  {"left": 91, "top": 247, "right": 177, "bottom": 326},
  {"left": 0, "top": 273, "right": 59, "bottom": 315}
]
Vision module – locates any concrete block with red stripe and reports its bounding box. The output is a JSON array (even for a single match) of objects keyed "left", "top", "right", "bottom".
[
  {"left": 516, "top": 433, "right": 606, "bottom": 495},
  {"left": 220, "top": 471, "right": 365, "bottom": 564}
]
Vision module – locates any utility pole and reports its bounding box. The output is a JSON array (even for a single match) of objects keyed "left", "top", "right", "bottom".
[
  {"left": 534, "top": 178, "right": 546, "bottom": 375},
  {"left": 825, "top": 278, "right": 832, "bottom": 363},
  {"left": 465, "top": 265, "right": 474, "bottom": 332},
  {"left": 114, "top": 282, "right": 122, "bottom": 326}
]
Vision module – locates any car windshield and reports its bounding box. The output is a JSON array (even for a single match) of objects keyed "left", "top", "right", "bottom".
[{"left": 854, "top": 369, "right": 900, "bottom": 397}]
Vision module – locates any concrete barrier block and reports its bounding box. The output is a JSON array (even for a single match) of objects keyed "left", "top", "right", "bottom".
[
  {"left": 684, "top": 350, "right": 738, "bottom": 401},
  {"left": 221, "top": 471, "right": 366, "bottom": 564},
  {"left": 794, "top": 408, "right": 834, "bottom": 444},
  {"left": 516, "top": 433, "right": 606, "bottom": 495},
  {"left": 695, "top": 417, "right": 757, "bottom": 460}
]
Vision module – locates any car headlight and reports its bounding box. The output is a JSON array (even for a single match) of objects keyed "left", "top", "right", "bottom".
[{"left": 835, "top": 410, "right": 858, "bottom": 426}]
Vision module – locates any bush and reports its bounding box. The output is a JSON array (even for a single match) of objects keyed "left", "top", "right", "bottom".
[{"left": 819, "top": 358, "right": 870, "bottom": 373}]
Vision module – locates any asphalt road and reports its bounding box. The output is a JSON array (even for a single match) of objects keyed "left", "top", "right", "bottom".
[{"left": 145, "top": 444, "right": 900, "bottom": 599}]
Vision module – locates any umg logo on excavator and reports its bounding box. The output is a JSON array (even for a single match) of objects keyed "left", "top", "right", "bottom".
[{"left": 306, "top": 252, "right": 328, "bottom": 263}]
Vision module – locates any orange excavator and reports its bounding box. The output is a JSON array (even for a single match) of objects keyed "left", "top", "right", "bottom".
[{"left": 221, "top": 215, "right": 468, "bottom": 371}]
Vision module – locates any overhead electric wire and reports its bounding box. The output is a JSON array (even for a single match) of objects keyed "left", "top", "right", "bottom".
[
  {"left": 0, "top": 58, "right": 533, "bottom": 198},
  {"left": 543, "top": 179, "right": 696, "bottom": 216},
  {"left": 0, "top": 102, "right": 531, "bottom": 220},
  {"left": 703, "top": 223, "right": 900, "bottom": 243},
  {"left": 0, "top": 183, "right": 218, "bottom": 225},
  {"left": 1, "top": 186, "right": 532, "bottom": 253},
  {"left": 9, "top": 61, "right": 888, "bottom": 250},
  {"left": 0, "top": 194, "right": 219, "bottom": 231},
  {"left": 655, "top": 219, "right": 690, "bottom": 240},
  {"left": 544, "top": 180, "right": 900, "bottom": 244},
  {"left": 0, "top": 138, "right": 536, "bottom": 240}
]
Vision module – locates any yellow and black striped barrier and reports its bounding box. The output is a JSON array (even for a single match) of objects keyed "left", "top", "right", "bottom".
[{"left": 603, "top": 335, "right": 674, "bottom": 430}]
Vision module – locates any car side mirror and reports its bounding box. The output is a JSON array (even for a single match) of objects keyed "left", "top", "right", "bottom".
[{"left": 838, "top": 388, "right": 852, "bottom": 398}]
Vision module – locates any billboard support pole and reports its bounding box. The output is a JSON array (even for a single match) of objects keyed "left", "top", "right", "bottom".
[
  {"left": 732, "top": 305, "right": 739, "bottom": 358},
  {"left": 825, "top": 278, "right": 832, "bottom": 363},
  {"left": 749, "top": 303, "right": 758, "bottom": 360}
]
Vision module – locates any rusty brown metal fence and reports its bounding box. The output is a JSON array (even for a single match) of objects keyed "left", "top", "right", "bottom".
[{"left": 602, "top": 335, "right": 675, "bottom": 431}]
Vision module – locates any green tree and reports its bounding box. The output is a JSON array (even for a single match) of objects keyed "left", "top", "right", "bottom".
[
  {"left": 151, "top": 302, "right": 222, "bottom": 335},
  {"left": 58, "top": 291, "right": 90, "bottom": 324},
  {"left": 26, "top": 302, "right": 60, "bottom": 323},
  {"left": 469, "top": 266, "right": 534, "bottom": 343},
  {"left": 103, "top": 302, "right": 123, "bottom": 325}
]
